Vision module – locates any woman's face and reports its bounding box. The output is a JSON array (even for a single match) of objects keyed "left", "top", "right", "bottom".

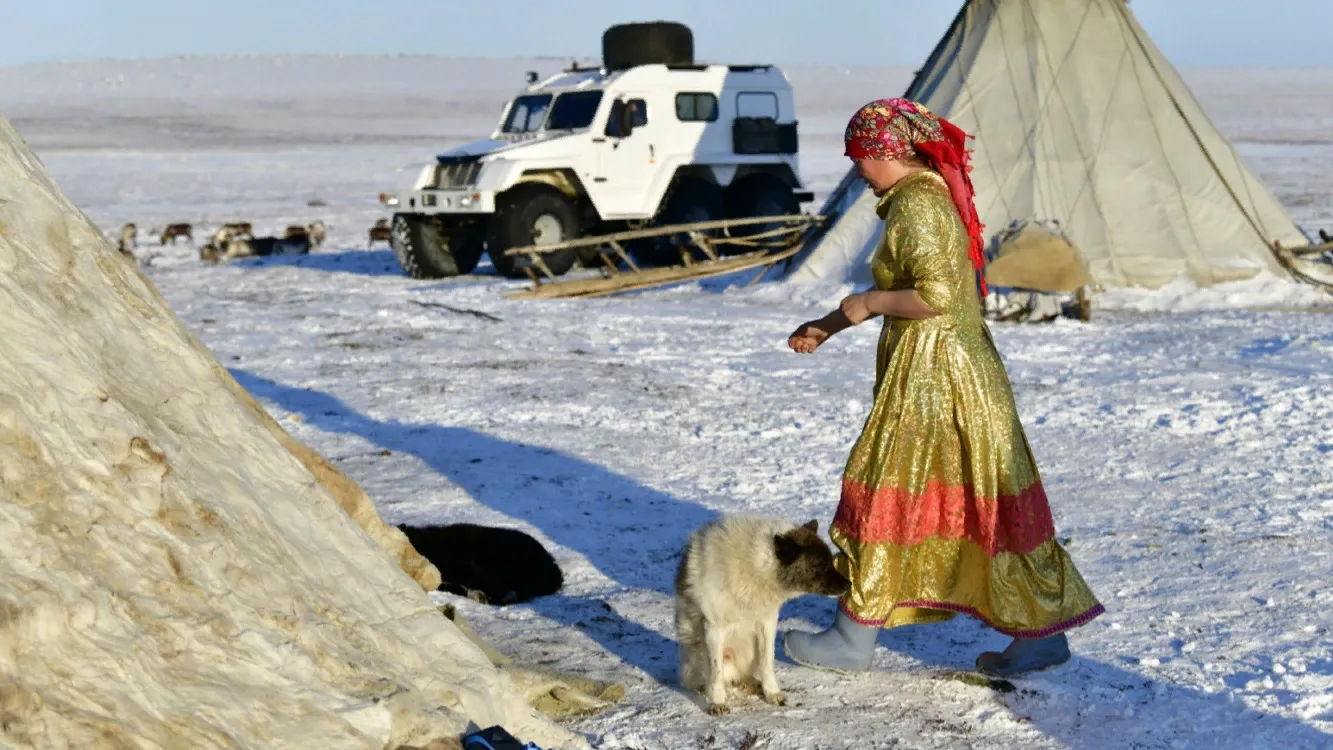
[{"left": 855, "top": 157, "right": 917, "bottom": 196}]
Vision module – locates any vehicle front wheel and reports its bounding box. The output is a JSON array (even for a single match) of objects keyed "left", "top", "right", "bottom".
[
  {"left": 391, "top": 214, "right": 486, "bottom": 279},
  {"left": 487, "top": 186, "right": 581, "bottom": 279}
]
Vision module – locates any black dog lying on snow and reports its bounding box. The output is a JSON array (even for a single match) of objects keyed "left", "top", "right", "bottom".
[{"left": 397, "top": 522, "right": 564, "bottom": 606}]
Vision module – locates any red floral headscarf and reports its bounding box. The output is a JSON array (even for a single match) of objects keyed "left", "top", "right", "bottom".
[{"left": 845, "top": 98, "right": 987, "bottom": 294}]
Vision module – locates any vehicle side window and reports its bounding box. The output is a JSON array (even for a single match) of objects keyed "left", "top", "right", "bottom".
[
  {"left": 605, "top": 98, "right": 648, "bottom": 137},
  {"left": 736, "top": 91, "right": 779, "bottom": 120},
  {"left": 547, "top": 90, "right": 605, "bottom": 130},
  {"left": 629, "top": 99, "right": 648, "bottom": 127},
  {"left": 676, "top": 92, "right": 719, "bottom": 122},
  {"left": 502, "top": 94, "right": 553, "bottom": 133}
]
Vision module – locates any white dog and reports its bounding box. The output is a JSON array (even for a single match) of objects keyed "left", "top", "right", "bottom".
[{"left": 675, "top": 515, "right": 850, "bottom": 715}]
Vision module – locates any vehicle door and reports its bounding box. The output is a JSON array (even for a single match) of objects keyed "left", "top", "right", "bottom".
[{"left": 593, "top": 94, "right": 656, "bottom": 218}]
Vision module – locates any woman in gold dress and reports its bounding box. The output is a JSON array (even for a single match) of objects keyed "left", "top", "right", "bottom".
[{"left": 782, "top": 99, "right": 1104, "bottom": 676}]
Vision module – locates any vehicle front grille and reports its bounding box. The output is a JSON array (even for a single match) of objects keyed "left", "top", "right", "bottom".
[{"left": 437, "top": 162, "right": 482, "bottom": 188}]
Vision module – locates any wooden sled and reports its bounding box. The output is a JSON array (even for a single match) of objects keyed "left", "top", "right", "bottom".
[
  {"left": 1272, "top": 240, "right": 1333, "bottom": 293},
  {"left": 500, "top": 214, "right": 824, "bottom": 300}
]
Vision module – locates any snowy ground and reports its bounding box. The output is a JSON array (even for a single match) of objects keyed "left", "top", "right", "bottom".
[{"left": 4, "top": 55, "right": 1333, "bottom": 749}]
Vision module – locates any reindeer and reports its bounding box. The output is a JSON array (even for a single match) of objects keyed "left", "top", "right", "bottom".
[
  {"left": 368, "top": 218, "right": 391, "bottom": 247},
  {"left": 217, "top": 233, "right": 312, "bottom": 261},
  {"left": 159, "top": 223, "right": 193, "bottom": 245},
  {"left": 283, "top": 220, "right": 326, "bottom": 248},
  {"left": 117, "top": 223, "right": 138, "bottom": 257},
  {"left": 211, "top": 222, "right": 254, "bottom": 247}
]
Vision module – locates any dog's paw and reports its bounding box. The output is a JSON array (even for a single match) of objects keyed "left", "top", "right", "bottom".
[
  {"left": 736, "top": 677, "right": 764, "bottom": 697},
  {"left": 707, "top": 702, "right": 730, "bottom": 717},
  {"left": 763, "top": 691, "right": 787, "bottom": 707}
]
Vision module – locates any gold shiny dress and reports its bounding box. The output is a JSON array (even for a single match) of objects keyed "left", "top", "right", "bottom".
[{"left": 830, "top": 170, "right": 1104, "bottom": 637}]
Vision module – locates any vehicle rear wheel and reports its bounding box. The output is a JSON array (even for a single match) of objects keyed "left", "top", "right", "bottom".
[
  {"left": 391, "top": 214, "right": 485, "bottom": 279},
  {"left": 576, "top": 245, "right": 608, "bottom": 270},
  {"left": 723, "top": 175, "right": 801, "bottom": 256},
  {"left": 630, "top": 178, "right": 727, "bottom": 268},
  {"left": 487, "top": 186, "right": 580, "bottom": 279}
]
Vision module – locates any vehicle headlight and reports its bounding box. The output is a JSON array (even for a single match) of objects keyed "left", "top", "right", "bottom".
[{"left": 379, "top": 192, "right": 400, "bottom": 207}]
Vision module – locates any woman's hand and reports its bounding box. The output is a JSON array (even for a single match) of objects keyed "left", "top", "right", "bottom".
[
  {"left": 787, "top": 309, "right": 858, "bottom": 354},
  {"left": 787, "top": 319, "right": 832, "bottom": 354},
  {"left": 838, "top": 292, "right": 875, "bottom": 326}
]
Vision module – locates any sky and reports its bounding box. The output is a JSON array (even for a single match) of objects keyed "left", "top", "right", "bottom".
[{"left": 1, "top": 0, "right": 1329, "bottom": 69}]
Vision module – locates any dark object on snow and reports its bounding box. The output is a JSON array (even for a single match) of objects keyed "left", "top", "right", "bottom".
[
  {"left": 249, "top": 234, "right": 311, "bottom": 257},
  {"left": 462, "top": 725, "right": 544, "bottom": 750},
  {"left": 602, "top": 22, "right": 694, "bottom": 71},
  {"left": 397, "top": 522, "right": 563, "bottom": 605}
]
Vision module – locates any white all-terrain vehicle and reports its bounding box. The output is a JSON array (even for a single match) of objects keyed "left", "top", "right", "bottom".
[{"left": 378, "top": 21, "right": 814, "bottom": 280}]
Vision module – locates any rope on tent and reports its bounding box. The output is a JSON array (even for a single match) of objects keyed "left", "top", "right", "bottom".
[
  {"left": 975, "top": 0, "right": 1110, "bottom": 238},
  {"left": 1271, "top": 242, "right": 1333, "bottom": 294},
  {"left": 979, "top": 3, "right": 1038, "bottom": 220},
  {"left": 1018, "top": 0, "right": 1115, "bottom": 246},
  {"left": 904, "top": 0, "right": 976, "bottom": 107},
  {"left": 1016, "top": 2, "right": 1058, "bottom": 219},
  {"left": 1129, "top": 23, "right": 1275, "bottom": 242},
  {"left": 1118, "top": 11, "right": 1209, "bottom": 265},
  {"left": 1112, "top": 0, "right": 1277, "bottom": 253},
  {"left": 784, "top": 0, "right": 977, "bottom": 277},
  {"left": 1062, "top": 45, "right": 1133, "bottom": 229},
  {"left": 1181, "top": 75, "right": 1275, "bottom": 243}
]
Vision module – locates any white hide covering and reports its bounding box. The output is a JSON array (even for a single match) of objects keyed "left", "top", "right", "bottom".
[{"left": 0, "top": 114, "right": 583, "bottom": 750}]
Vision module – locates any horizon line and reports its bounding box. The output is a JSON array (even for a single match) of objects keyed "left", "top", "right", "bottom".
[{"left": 4, "top": 51, "right": 1331, "bottom": 73}]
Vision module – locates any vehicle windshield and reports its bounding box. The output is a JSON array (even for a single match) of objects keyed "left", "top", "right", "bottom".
[
  {"left": 500, "top": 90, "right": 604, "bottom": 133},
  {"left": 501, "top": 95, "right": 552, "bottom": 133},
  {"left": 546, "top": 90, "right": 604, "bottom": 130}
]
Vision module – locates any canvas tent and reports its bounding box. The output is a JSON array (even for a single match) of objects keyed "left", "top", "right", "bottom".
[
  {"left": 783, "top": 0, "right": 1310, "bottom": 291},
  {"left": 0, "top": 114, "right": 585, "bottom": 749}
]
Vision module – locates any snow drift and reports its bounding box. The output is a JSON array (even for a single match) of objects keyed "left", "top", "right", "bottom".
[{"left": 0, "top": 115, "right": 581, "bottom": 749}]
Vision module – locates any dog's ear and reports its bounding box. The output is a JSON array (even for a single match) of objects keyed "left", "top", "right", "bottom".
[
  {"left": 801, "top": 519, "right": 819, "bottom": 534},
  {"left": 774, "top": 534, "right": 801, "bottom": 566}
]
